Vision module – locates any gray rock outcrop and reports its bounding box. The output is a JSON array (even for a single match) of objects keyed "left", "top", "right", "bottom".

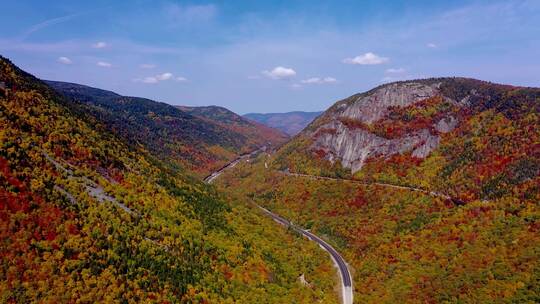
[{"left": 308, "top": 82, "right": 460, "bottom": 173}]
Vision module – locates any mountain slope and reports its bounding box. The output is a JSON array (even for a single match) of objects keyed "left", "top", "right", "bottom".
[
  {"left": 275, "top": 77, "right": 539, "bottom": 201},
  {"left": 179, "top": 105, "right": 289, "bottom": 148},
  {"left": 0, "top": 56, "right": 336, "bottom": 303},
  {"left": 243, "top": 111, "right": 323, "bottom": 136},
  {"left": 46, "top": 81, "right": 288, "bottom": 176},
  {"left": 216, "top": 77, "right": 540, "bottom": 303}
]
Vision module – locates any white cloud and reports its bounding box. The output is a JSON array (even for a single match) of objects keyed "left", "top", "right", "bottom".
[
  {"left": 290, "top": 83, "right": 302, "bottom": 89},
  {"left": 262, "top": 66, "right": 296, "bottom": 79},
  {"left": 301, "top": 77, "right": 337, "bottom": 84},
  {"left": 156, "top": 72, "right": 173, "bottom": 80},
  {"left": 97, "top": 61, "right": 112, "bottom": 68},
  {"left": 385, "top": 68, "right": 406, "bottom": 74},
  {"left": 343, "top": 52, "right": 389, "bottom": 65},
  {"left": 135, "top": 72, "right": 181, "bottom": 84},
  {"left": 57, "top": 56, "right": 72, "bottom": 64},
  {"left": 427, "top": 43, "right": 437, "bottom": 48},
  {"left": 92, "top": 41, "right": 107, "bottom": 48},
  {"left": 140, "top": 63, "right": 156, "bottom": 69}
]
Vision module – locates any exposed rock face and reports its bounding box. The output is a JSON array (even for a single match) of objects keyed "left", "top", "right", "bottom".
[
  {"left": 435, "top": 116, "right": 458, "bottom": 133},
  {"left": 313, "top": 121, "right": 440, "bottom": 172},
  {"left": 340, "top": 82, "right": 440, "bottom": 123},
  {"left": 308, "top": 82, "right": 460, "bottom": 173}
]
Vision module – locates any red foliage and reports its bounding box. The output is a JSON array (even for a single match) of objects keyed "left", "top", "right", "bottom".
[
  {"left": 313, "top": 149, "right": 327, "bottom": 158},
  {"left": 300, "top": 190, "right": 311, "bottom": 202},
  {"left": 221, "top": 265, "right": 233, "bottom": 280},
  {"left": 108, "top": 167, "right": 125, "bottom": 184},
  {"left": 466, "top": 206, "right": 490, "bottom": 218},
  {"left": 67, "top": 223, "right": 79, "bottom": 235},
  {"left": 46, "top": 231, "right": 57, "bottom": 241},
  {"left": 371, "top": 95, "right": 456, "bottom": 139},
  {"left": 0, "top": 156, "right": 69, "bottom": 270},
  {"left": 339, "top": 117, "right": 371, "bottom": 130},
  {"left": 348, "top": 189, "right": 368, "bottom": 208},
  {"left": 325, "top": 210, "right": 339, "bottom": 217}
]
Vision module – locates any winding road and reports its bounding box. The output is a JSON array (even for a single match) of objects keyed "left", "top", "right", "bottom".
[
  {"left": 205, "top": 150, "right": 354, "bottom": 304},
  {"left": 257, "top": 206, "right": 353, "bottom": 304},
  {"left": 279, "top": 171, "right": 456, "bottom": 202},
  {"left": 204, "top": 148, "right": 263, "bottom": 183}
]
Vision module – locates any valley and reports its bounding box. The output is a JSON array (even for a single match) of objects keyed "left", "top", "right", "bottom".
[
  {"left": 205, "top": 150, "right": 354, "bottom": 304},
  {"left": 243, "top": 111, "right": 323, "bottom": 136},
  {"left": 46, "top": 81, "right": 289, "bottom": 177},
  {"left": 213, "top": 78, "right": 540, "bottom": 303},
  {"left": 1, "top": 47, "right": 539, "bottom": 304},
  {"left": 0, "top": 56, "right": 338, "bottom": 303},
  {"left": 2, "top": 2, "right": 539, "bottom": 303}
]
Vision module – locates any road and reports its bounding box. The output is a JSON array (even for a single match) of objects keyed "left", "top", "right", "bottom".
[
  {"left": 204, "top": 149, "right": 354, "bottom": 304},
  {"left": 279, "top": 170, "right": 455, "bottom": 201},
  {"left": 204, "top": 148, "right": 263, "bottom": 183},
  {"left": 257, "top": 206, "right": 353, "bottom": 304}
]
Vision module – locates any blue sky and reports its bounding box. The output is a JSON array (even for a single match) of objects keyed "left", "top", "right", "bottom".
[{"left": 1, "top": 0, "right": 539, "bottom": 114}]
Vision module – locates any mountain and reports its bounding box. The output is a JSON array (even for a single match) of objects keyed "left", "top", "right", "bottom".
[
  {"left": 0, "top": 55, "right": 337, "bottom": 302},
  {"left": 178, "top": 105, "right": 289, "bottom": 147},
  {"left": 46, "top": 81, "right": 288, "bottom": 176},
  {"left": 243, "top": 111, "right": 323, "bottom": 136},
  {"left": 275, "top": 77, "right": 539, "bottom": 199},
  {"left": 217, "top": 77, "right": 540, "bottom": 303}
]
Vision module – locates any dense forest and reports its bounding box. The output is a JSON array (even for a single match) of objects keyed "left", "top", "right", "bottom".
[
  {"left": 46, "top": 81, "right": 288, "bottom": 177},
  {"left": 0, "top": 56, "right": 336, "bottom": 303},
  {"left": 2, "top": 53, "right": 539, "bottom": 303},
  {"left": 215, "top": 78, "right": 540, "bottom": 303}
]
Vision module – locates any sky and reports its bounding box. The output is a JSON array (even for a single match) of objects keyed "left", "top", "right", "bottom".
[{"left": 1, "top": 0, "right": 539, "bottom": 114}]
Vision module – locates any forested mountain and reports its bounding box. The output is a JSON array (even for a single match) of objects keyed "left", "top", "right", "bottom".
[
  {"left": 179, "top": 105, "right": 289, "bottom": 148},
  {"left": 243, "top": 111, "right": 323, "bottom": 136},
  {"left": 215, "top": 77, "right": 540, "bottom": 303},
  {"left": 275, "top": 77, "right": 539, "bottom": 202},
  {"left": 0, "top": 55, "right": 337, "bottom": 303},
  {"left": 46, "top": 81, "right": 287, "bottom": 177}
]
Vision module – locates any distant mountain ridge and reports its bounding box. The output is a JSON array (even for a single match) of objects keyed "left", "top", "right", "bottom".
[
  {"left": 179, "top": 105, "right": 289, "bottom": 147},
  {"left": 46, "top": 80, "right": 288, "bottom": 176},
  {"left": 243, "top": 111, "right": 323, "bottom": 136},
  {"left": 179, "top": 105, "right": 250, "bottom": 125}
]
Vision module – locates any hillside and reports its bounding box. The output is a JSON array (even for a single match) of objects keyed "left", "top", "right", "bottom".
[
  {"left": 274, "top": 77, "right": 539, "bottom": 201},
  {"left": 0, "top": 55, "right": 337, "bottom": 303},
  {"left": 243, "top": 111, "right": 323, "bottom": 136},
  {"left": 179, "top": 105, "right": 289, "bottom": 148},
  {"left": 46, "top": 81, "right": 288, "bottom": 177},
  {"left": 215, "top": 77, "right": 540, "bottom": 303}
]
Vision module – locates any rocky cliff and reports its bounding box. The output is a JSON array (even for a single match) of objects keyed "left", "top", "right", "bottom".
[
  {"left": 291, "top": 78, "right": 514, "bottom": 174},
  {"left": 303, "top": 81, "right": 455, "bottom": 172}
]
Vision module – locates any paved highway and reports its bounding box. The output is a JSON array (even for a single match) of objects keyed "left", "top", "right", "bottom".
[
  {"left": 204, "top": 148, "right": 263, "bottom": 183},
  {"left": 257, "top": 206, "right": 354, "bottom": 304},
  {"left": 204, "top": 150, "right": 354, "bottom": 304}
]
